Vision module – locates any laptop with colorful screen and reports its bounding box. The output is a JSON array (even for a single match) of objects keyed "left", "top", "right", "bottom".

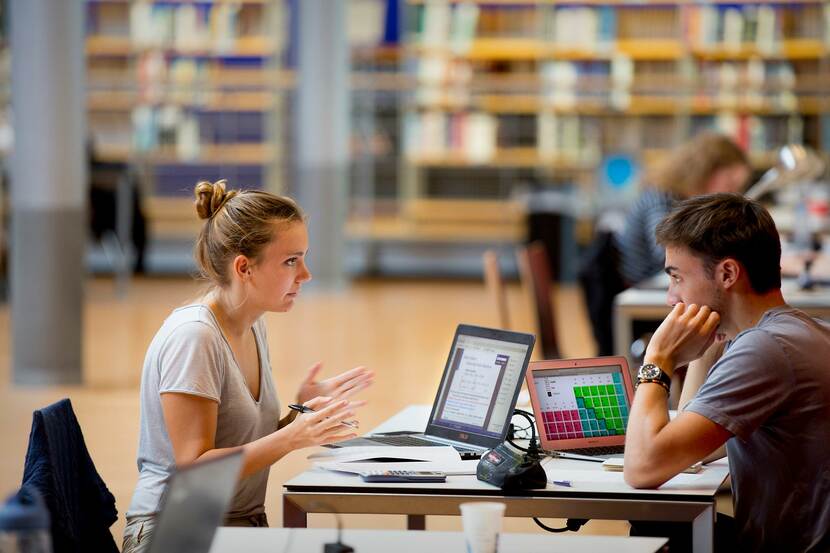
[{"left": 526, "top": 356, "right": 635, "bottom": 460}]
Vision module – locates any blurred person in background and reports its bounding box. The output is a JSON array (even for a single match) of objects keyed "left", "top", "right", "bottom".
[{"left": 617, "top": 132, "right": 751, "bottom": 287}]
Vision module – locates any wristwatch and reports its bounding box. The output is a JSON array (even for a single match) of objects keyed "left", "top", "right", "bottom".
[{"left": 637, "top": 363, "right": 671, "bottom": 393}]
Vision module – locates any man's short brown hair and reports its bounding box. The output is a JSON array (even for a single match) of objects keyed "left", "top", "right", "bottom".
[{"left": 655, "top": 193, "right": 781, "bottom": 293}]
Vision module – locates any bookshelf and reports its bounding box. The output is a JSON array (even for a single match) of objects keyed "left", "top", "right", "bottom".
[
  {"left": 352, "top": 0, "right": 830, "bottom": 271},
  {"left": 85, "top": 0, "right": 288, "bottom": 244}
]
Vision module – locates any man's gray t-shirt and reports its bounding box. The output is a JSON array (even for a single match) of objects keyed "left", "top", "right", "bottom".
[
  {"left": 127, "top": 304, "right": 280, "bottom": 519},
  {"left": 686, "top": 306, "right": 830, "bottom": 552}
]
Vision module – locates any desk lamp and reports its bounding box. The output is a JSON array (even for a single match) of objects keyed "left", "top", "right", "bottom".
[
  {"left": 745, "top": 144, "right": 826, "bottom": 201},
  {"left": 745, "top": 145, "right": 827, "bottom": 289}
]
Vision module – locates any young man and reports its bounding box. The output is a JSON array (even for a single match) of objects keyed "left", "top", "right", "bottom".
[{"left": 623, "top": 193, "right": 830, "bottom": 551}]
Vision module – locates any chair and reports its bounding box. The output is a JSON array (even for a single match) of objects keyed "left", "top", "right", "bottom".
[
  {"left": 21, "top": 398, "right": 119, "bottom": 553},
  {"left": 517, "top": 241, "right": 560, "bottom": 359},
  {"left": 482, "top": 249, "right": 511, "bottom": 329}
]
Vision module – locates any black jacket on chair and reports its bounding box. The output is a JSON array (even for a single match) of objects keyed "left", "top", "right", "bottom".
[{"left": 21, "top": 398, "right": 119, "bottom": 553}]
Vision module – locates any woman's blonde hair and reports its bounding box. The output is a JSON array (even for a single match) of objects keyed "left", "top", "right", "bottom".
[
  {"left": 193, "top": 180, "right": 305, "bottom": 287},
  {"left": 649, "top": 132, "right": 749, "bottom": 197}
]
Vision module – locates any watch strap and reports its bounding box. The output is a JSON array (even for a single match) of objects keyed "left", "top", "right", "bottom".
[{"left": 637, "top": 378, "right": 670, "bottom": 394}]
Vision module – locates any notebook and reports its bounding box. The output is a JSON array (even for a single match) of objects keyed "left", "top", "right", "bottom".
[
  {"left": 329, "top": 324, "right": 536, "bottom": 459},
  {"left": 146, "top": 450, "right": 243, "bottom": 553},
  {"left": 526, "top": 356, "right": 635, "bottom": 460}
]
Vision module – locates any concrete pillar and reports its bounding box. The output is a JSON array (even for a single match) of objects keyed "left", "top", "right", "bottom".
[
  {"left": 293, "top": 0, "right": 350, "bottom": 290},
  {"left": 10, "top": 0, "right": 86, "bottom": 384}
]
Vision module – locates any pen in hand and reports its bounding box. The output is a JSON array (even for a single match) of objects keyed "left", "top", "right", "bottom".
[{"left": 288, "top": 403, "right": 359, "bottom": 429}]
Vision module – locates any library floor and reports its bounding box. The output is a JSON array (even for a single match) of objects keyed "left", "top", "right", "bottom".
[{"left": 0, "top": 276, "right": 632, "bottom": 542}]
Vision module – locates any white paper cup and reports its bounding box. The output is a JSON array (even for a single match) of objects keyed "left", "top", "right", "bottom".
[{"left": 459, "top": 502, "right": 505, "bottom": 553}]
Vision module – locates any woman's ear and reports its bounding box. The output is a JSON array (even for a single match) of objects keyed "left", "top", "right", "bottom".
[
  {"left": 232, "top": 255, "right": 252, "bottom": 280},
  {"left": 718, "top": 258, "right": 740, "bottom": 290}
]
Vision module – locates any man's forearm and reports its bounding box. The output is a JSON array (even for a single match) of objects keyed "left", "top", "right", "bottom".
[{"left": 625, "top": 382, "right": 671, "bottom": 472}]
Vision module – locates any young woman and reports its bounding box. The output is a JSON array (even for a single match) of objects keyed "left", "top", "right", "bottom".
[{"left": 122, "top": 180, "right": 373, "bottom": 552}]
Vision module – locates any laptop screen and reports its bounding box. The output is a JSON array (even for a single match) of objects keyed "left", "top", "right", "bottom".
[
  {"left": 427, "top": 325, "right": 535, "bottom": 446},
  {"left": 148, "top": 451, "right": 243, "bottom": 553},
  {"left": 532, "top": 363, "right": 631, "bottom": 442}
]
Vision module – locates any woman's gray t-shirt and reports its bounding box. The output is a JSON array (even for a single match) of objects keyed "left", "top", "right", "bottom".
[{"left": 127, "top": 304, "right": 280, "bottom": 518}]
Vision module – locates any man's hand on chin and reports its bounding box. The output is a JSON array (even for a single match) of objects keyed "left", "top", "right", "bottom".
[{"left": 645, "top": 303, "right": 721, "bottom": 374}]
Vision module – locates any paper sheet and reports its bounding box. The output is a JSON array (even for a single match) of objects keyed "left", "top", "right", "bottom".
[
  {"left": 542, "top": 457, "right": 722, "bottom": 489},
  {"left": 317, "top": 459, "right": 480, "bottom": 476},
  {"left": 308, "top": 446, "right": 462, "bottom": 464}
]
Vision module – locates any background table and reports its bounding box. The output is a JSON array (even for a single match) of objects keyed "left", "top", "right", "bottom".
[{"left": 614, "top": 275, "right": 830, "bottom": 361}]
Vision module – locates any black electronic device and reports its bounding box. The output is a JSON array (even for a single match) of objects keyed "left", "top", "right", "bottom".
[
  {"left": 313, "top": 501, "right": 354, "bottom": 553},
  {"left": 476, "top": 410, "right": 547, "bottom": 491},
  {"left": 360, "top": 470, "right": 447, "bottom": 483}
]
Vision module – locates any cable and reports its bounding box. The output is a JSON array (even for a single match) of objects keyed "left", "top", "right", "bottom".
[
  {"left": 508, "top": 409, "right": 591, "bottom": 534},
  {"left": 308, "top": 501, "right": 354, "bottom": 553},
  {"left": 508, "top": 421, "right": 534, "bottom": 440},
  {"left": 533, "top": 517, "right": 589, "bottom": 533},
  {"left": 507, "top": 409, "right": 540, "bottom": 456}
]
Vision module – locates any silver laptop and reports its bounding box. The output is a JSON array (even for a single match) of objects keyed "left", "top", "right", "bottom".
[
  {"left": 147, "top": 450, "right": 244, "bottom": 553},
  {"left": 329, "top": 324, "right": 536, "bottom": 459}
]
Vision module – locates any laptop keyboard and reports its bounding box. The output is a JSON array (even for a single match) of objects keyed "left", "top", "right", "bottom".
[
  {"left": 366, "top": 435, "right": 437, "bottom": 447},
  {"left": 359, "top": 436, "right": 482, "bottom": 459},
  {"left": 566, "top": 445, "right": 624, "bottom": 457}
]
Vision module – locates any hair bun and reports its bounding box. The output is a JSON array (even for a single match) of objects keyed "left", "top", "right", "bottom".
[{"left": 194, "top": 180, "right": 238, "bottom": 220}]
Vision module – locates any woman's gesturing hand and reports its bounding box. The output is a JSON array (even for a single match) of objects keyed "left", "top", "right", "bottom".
[
  {"left": 285, "top": 396, "right": 359, "bottom": 450},
  {"left": 296, "top": 363, "right": 374, "bottom": 406}
]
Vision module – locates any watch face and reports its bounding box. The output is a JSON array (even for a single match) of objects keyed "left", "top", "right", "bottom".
[{"left": 639, "top": 364, "right": 661, "bottom": 379}]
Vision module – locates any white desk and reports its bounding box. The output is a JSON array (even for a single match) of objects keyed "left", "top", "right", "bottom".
[
  {"left": 614, "top": 277, "right": 830, "bottom": 360},
  {"left": 210, "top": 528, "right": 667, "bottom": 552},
  {"left": 283, "top": 406, "right": 728, "bottom": 553}
]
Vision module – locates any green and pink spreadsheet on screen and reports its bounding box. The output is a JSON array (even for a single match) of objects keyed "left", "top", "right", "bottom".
[{"left": 533, "top": 369, "right": 630, "bottom": 441}]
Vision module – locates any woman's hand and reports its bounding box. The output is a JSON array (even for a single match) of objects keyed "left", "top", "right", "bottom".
[
  {"left": 284, "top": 397, "right": 358, "bottom": 449},
  {"left": 296, "top": 362, "right": 374, "bottom": 406}
]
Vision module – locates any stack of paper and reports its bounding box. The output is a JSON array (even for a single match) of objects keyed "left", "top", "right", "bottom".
[{"left": 309, "top": 446, "right": 479, "bottom": 476}]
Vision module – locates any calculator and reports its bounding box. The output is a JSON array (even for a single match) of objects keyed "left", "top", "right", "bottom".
[{"left": 359, "top": 470, "right": 447, "bottom": 483}]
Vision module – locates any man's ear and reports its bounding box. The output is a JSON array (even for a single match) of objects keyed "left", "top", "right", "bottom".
[{"left": 718, "top": 258, "right": 740, "bottom": 290}]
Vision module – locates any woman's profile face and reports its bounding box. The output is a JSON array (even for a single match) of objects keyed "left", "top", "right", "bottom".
[
  {"left": 247, "top": 220, "right": 312, "bottom": 312},
  {"left": 706, "top": 163, "right": 751, "bottom": 194}
]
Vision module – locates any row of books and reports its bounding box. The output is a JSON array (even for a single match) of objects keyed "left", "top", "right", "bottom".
[
  {"left": 123, "top": 2, "right": 281, "bottom": 54},
  {"left": 687, "top": 4, "right": 828, "bottom": 50},
  {"left": 409, "top": 2, "right": 830, "bottom": 51},
  {"left": 404, "top": 111, "right": 499, "bottom": 162},
  {"left": 417, "top": 1, "right": 480, "bottom": 53},
  {"left": 708, "top": 113, "right": 805, "bottom": 155},
  {"left": 131, "top": 106, "right": 265, "bottom": 159},
  {"left": 133, "top": 105, "right": 202, "bottom": 159},
  {"left": 135, "top": 54, "right": 212, "bottom": 104},
  {"left": 411, "top": 57, "right": 814, "bottom": 114},
  {"left": 697, "top": 60, "right": 797, "bottom": 90},
  {"left": 403, "top": 110, "right": 811, "bottom": 164}
]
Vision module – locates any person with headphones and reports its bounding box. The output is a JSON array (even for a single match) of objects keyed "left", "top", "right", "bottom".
[{"left": 122, "top": 180, "right": 374, "bottom": 552}]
